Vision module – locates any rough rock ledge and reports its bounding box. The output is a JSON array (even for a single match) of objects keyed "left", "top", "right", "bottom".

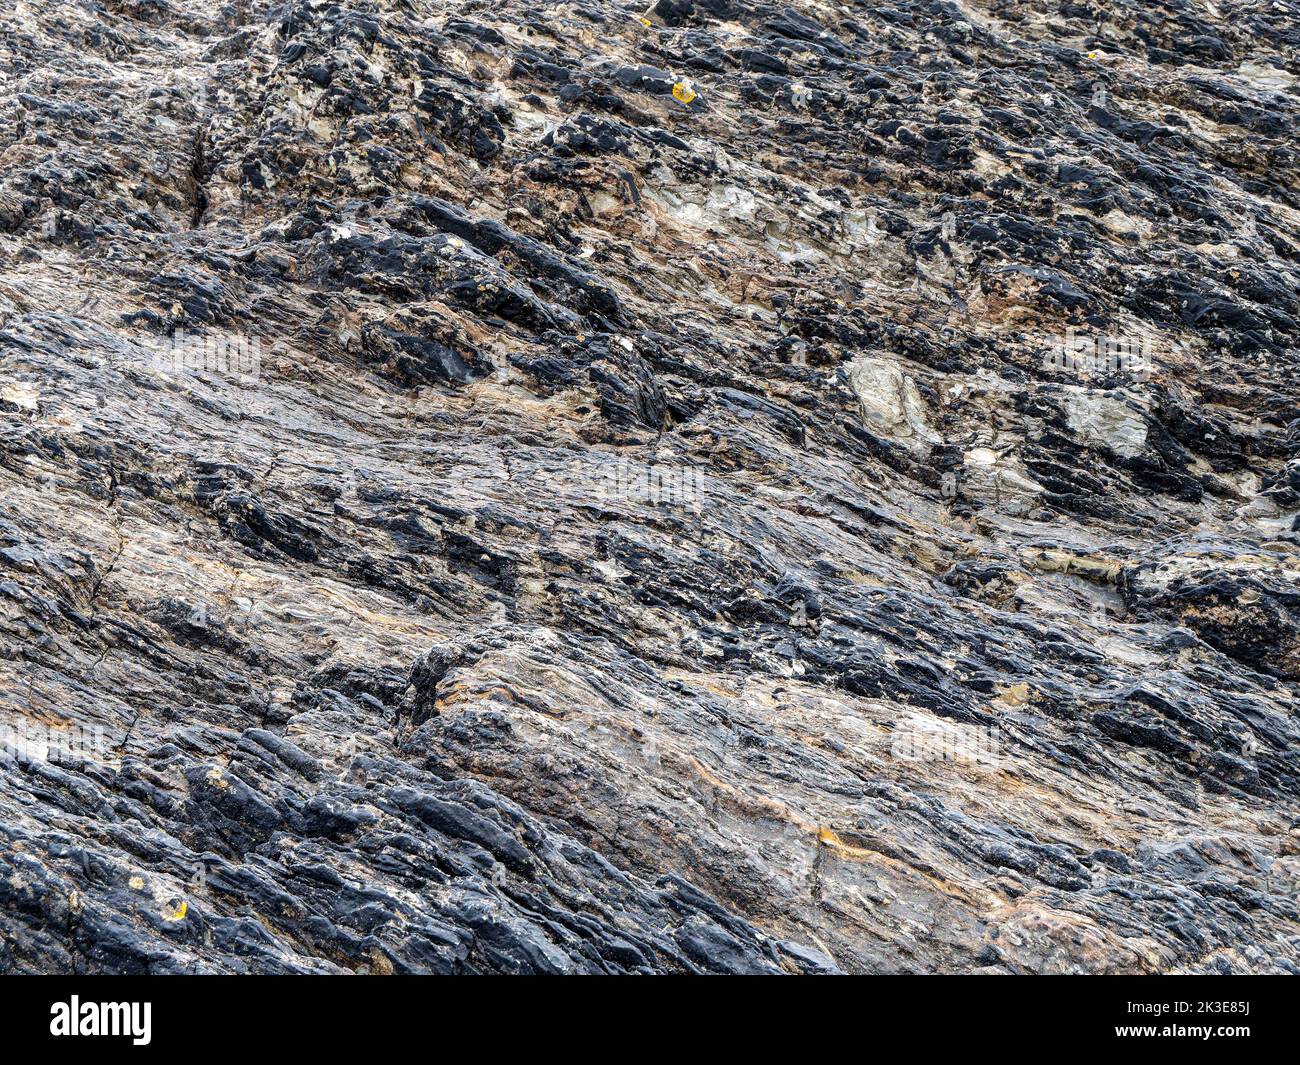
[{"left": 1, "top": 0, "right": 1298, "bottom": 973}]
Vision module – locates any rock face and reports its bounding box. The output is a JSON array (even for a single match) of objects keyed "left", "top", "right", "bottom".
[{"left": 1, "top": 0, "right": 1298, "bottom": 974}]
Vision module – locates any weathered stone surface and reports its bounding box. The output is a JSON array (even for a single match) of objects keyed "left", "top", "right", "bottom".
[{"left": 1, "top": 0, "right": 1298, "bottom": 973}]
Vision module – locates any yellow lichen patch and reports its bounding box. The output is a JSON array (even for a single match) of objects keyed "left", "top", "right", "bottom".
[
  {"left": 162, "top": 899, "right": 188, "bottom": 922},
  {"left": 129, "top": 875, "right": 145, "bottom": 890},
  {"left": 701, "top": 679, "right": 740, "bottom": 699},
  {"left": 433, "top": 682, "right": 470, "bottom": 707},
  {"left": 816, "top": 827, "right": 876, "bottom": 860},
  {"left": 994, "top": 682, "right": 1031, "bottom": 708},
  {"left": 206, "top": 766, "right": 229, "bottom": 789},
  {"left": 672, "top": 80, "right": 697, "bottom": 105}
]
